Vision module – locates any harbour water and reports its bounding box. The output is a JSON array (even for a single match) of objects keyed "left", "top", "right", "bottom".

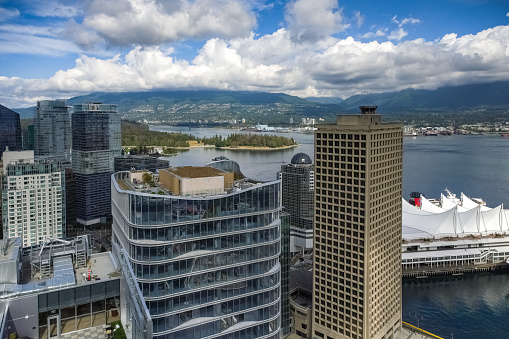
[{"left": 152, "top": 126, "right": 509, "bottom": 338}]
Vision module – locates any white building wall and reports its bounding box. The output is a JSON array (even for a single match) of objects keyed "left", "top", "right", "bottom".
[{"left": 180, "top": 176, "right": 224, "bottom": 196}]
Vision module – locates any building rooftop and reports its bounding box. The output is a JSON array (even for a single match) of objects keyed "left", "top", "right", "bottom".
[
  {"left": 114, "top": 166, "right": 264, "bottom": 198},
  {"left": 0, "top": 236, "right": 119, "bottom": 299},
  {"left": 76, "top": 252, "right": 120, "bottom": 285},
  {"left": 167, "top": 166, "right": 226, "bottom": 179},
  {"left": 290, "top": 152, "right": 312, "bottom": 165}
]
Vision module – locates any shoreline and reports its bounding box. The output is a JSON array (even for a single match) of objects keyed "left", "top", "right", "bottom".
[
  {"left": 217, "top": 144, "right": 298, "bottom": 151},
  {"left": 123, "top": 144, "right": 298, "bottom": 151}
]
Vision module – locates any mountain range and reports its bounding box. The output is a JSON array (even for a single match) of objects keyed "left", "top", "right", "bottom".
[{"left": 11, "top": 81, "right": 509, "bottom": 122}]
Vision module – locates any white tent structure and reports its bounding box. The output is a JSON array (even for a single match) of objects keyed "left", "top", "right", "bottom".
[{"left": 402, "top": 197, "right": 509, "bottom": 240}]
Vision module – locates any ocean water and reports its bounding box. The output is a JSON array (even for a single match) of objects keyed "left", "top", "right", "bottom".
[{"left": 152, "top": 126, "right": 509, "bottom": 338}]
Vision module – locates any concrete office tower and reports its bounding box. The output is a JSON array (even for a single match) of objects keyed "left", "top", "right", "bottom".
[
  {"left": 312, "top": 106, "right": 403, "bottom": 339},
  {"left": 111, "top": 165, "right": 282, "bottom": 339},
  {"left": 0, "top": 104, "right": 22, "bottom": 159},
  {"left": 279, "top": 152, "right": 314, "bottom": 254},
  {"left": 1, "top": 150, "right": 65, "bottom": 248},
  {"left": 72, "top": 103, "right": 121, "bottom": 225},
  {"left": 34, "top": 100, "right": 71, "bottom": 161}
]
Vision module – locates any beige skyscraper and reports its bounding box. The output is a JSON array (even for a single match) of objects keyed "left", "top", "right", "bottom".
[{"left": 312, "top": 106, "right": 403, "bottom": 339}]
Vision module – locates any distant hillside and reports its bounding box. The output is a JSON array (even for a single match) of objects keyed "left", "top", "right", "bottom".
[
  {"left": 66, "top": 90, "right": 339, "bottom": 124},
  {"left": 336, "top": 81, "right": 509, "bottom": 113},
  {"left": 67, "top": 90, "right": 312, "bottom": 106},
  {"left": 305, "top": 96, "right": 343, "bottom": 105},
  {"left": 10, "top": 82, "right": 509, "bottom": 121}
]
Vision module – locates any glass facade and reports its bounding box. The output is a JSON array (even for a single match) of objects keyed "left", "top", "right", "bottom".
[
  {"left": 72, "top": 104, "right": 121, "bottom": 224},
  {"left": 35, "top": 100, "right": 71, "bottom": 162},
  {"left": 111, "top": 172, "right": 282, "bottom": 339},
  {"left": 0, "top": 104, "right": 22, "bottom": 160}
]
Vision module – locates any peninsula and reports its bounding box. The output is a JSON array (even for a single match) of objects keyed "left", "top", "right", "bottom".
[{"left": 121, "top": 121, "right": 297, "bottom": 154}]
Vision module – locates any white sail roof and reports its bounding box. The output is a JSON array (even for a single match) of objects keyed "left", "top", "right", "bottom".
[
  {"left": 482, "top": 205, "right": 503, "bottom": 233},
  {"left": 420, "top": 195, "right": 446, "bottom": 213},
  {"left": 402, "top": 196, "right": 509, "bottom": 239},
  {"left": 461, "top": 192, "right": 491, "bottom": 211},
  {"left": 457, "top": 205, "right": 480, "bottom": 234},
  {"left": 441, "top": 193, "right": 469, "bottom": 212},
  {"left": 403, "top": 206, "right": 457, "bottom": 238}
]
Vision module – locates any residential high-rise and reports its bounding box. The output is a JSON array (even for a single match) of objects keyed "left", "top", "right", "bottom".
[
  {"left": 0, "top": 104, "right": 22, "bottom": 159},
  {"left": 279, "top": 152, "right": 314, "bottom": 254},
  {"left": 34, "top": 100, "right": 71, "bottom": 161},
  {"left": 312, "top": 106, "right": 403, "bottom": 339},
  {"left": 1, "top": 150, "right": 65, "bottom": 247},
  {"left": 111, "top": 165, "right": 282, "bottom": 339},
  {"left": 72, "top": 103, "right": 121, "bottom": 225}
]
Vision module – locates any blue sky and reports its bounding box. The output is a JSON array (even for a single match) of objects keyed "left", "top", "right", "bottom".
[{"left": 0, "top": 0, "right": 508, "bottom": 107}]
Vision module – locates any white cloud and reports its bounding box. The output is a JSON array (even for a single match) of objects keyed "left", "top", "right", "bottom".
[
  {"left": 392, "top": 15, "right": 421, "bottom": 28},
  {"left": 354, "top": 11, "right": 364, "bottom": 28},
  {"left": 0, "top": 32, "right": 80, "bottom": 56},
  {"left": 65, "top": 0, "right": 256, "bottom": 48},
  {"left": 506, "top": 11, "right": 508, "bottom": 17},
  {"left": 0, "top": 24, "right": 59, "bottom": 37},
  {"left": 388, "top": 28, "right": 408, "bottom": 41},
  {"left": 0, "top": 7, "right": 20, "bottom": 21},
  {"left": 2, "top": 25, "right": 509, "bottom": 107},
  {"left": 285, "top": 0, "right": 349, "bottom": 42},
  {"left": 27, "top": 0, "right": 80, "bottom": 18},
  {"left": 360, "top": 28, "right": 387, "bottom": 39}
]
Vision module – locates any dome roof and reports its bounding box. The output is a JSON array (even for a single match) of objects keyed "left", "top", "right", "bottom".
[{"left": 291, "top": 152, "right": 312, "bottom": 165}]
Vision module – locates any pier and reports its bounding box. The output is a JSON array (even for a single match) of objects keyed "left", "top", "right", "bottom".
[{"left": 402, "top": 262, "right": 509, "bottom": 278}]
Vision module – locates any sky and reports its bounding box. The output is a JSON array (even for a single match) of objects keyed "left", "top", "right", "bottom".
[{"left": 0, "top": 0, "right": 508, "bottom": 108}]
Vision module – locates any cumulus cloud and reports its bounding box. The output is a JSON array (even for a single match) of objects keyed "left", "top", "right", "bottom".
[
  {"left": 285, "top": 0, "right": 349, "bottom": 42},
  {"left": 2, "top": 24, "right": 509, "bottom": 107},
  {"left": 360, "top": 28, "right": 387, "bottom": 39},
  {"left": 64, "top": 0, "right": 256, "bottom": 48},
  {"left": 388, "top": 28, "right": 408, "bottom": 41}
]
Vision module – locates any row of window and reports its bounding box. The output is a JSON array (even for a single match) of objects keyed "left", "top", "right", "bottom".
[
  {"left": 146, "top": 271, "right": 280, "bottom": 316},
  {"left": 154, "top": 307, "right": 280, "bottom": 339}
]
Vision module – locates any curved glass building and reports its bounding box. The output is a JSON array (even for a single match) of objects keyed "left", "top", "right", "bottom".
[{"left": 111, "top": 167, "right": 281, "bottom": 339}]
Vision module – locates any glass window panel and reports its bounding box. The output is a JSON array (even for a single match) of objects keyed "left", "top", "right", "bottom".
[
  {"left": 38, "top": 294, "right": 47, "bottom": 311},
  {"left": 90, "top": 283, "right": 105, "bottom": 301},
  {"left": 59, "top": 288, "right": 75, "bottom": 308},
  {"left": 47, "top": 291, "right": 59, "bottom": 309},
  {"left": 61, "top": 316, "right": 76, "bottom": 334}
]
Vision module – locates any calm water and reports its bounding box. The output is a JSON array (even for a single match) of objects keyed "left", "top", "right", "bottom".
[{"left": 152, "top": 126, "right": 509, "bottom": 338}]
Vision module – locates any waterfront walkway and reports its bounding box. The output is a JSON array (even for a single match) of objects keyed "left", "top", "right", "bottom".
[{"left": 396, "top": 322, "right": 444, "bottom": 339}]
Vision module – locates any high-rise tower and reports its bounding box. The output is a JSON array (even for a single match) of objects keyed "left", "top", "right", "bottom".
[
  {"left": 111, "top": 164, "right": 282, "bottom": 339},
  {"left": 34, "top": 100, "right": 71, "bottom": 162},
  {"left": 2, "top": 150, "right": 65, "bottom": 247},
  {"left": 312, "top": 106, "right": 403, "bottom": 339},
  {"left": 0, "top": 104, "right": 22, "bottom": 159},
  {"left": 279, "top": 152, "right": 314, "bottom": 253},
  {"left": 72, "top": 103, "right": 121, "bottom": 225}
]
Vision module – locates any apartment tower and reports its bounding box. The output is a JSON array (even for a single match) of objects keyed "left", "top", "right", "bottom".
[
  {"left": 1, "top": 150, "right": 65, "bottom": 247},
  {"left": 111, "top": 164, "right": 282, "bottom": 339},
  {"left": 312, "top": 106, "right": 403, "bottom": 339},
  {"left": 34, "top": 100, "right": 71, "bottom": 162},
  {"left": 72, "top": 103, "right": 121, "bottom": 225}
]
